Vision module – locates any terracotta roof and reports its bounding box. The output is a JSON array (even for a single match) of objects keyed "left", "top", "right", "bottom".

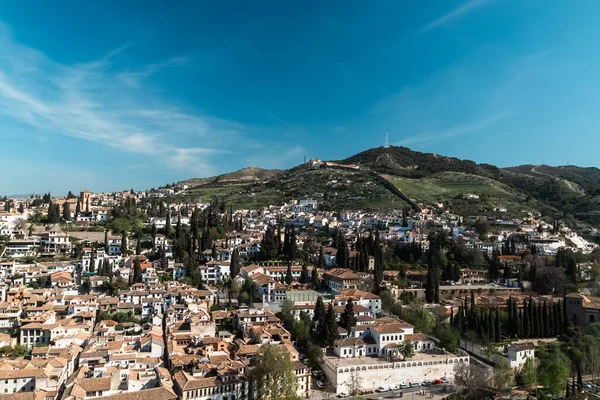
[{"left": 334, "top": 337, "right": 365, "bottom": 347}]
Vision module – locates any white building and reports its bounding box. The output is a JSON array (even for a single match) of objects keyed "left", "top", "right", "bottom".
[{"left": 507, "top": 343, "right": 535, "bottom": 369}]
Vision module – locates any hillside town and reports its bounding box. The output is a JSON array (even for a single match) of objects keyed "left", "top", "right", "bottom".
[{"left": 0, "top": 188, "right": 599, "bottom": 400}]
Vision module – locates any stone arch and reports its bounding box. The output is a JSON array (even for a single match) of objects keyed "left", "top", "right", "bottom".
[
  {"left": 344, "top": 368, "right": 349, "bottom": 372},
  {"left": 362, "top": 366, "right": 367, "bottom": 371}
]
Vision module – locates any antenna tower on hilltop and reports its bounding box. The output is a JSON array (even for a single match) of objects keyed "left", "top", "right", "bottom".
[{"left": 384, "top": 132, "right": 389, "bottom": 148}]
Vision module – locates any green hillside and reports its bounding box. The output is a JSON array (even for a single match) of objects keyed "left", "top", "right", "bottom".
[
  {"left": 171, "top": 146, "right": 600, "bottom": 227},
  {"left": 386, "top": 172, "right": 538, "bottom": 217},
  {"left": 178, "top": 168, "right": 405, "bottom": 211}
]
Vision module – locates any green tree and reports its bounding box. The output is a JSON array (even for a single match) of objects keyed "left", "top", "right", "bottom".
[
  {"left": 311, "top": 266, "right": 320, "bottom": 289},
  {"left": 519, "top": 357, "right": 536, "bottom": 389},
  {"left": 280, "top": 298, "right": 295, "bottom": 327},
  {"left": 299, "top": 263, "right": 308, "bottom": 284},
  {"left": 133, "top": 258, "right": 143, "bottom": 284},
  {"left": 252, "top": 344, "right": 300, "bottom": 400},
  {"left": 339, "top": 299, "right": 357, "bottom": 331},
  {"left": 89, "top": 250, "right": 96, "bottom": 274},
  {"left": 260, "top": 226, "right": 279, "bottom": 261},
  {"left": 285, "top": 262, "right": 293, "bottom": 285},
  {"left": 62, "top": 202, "right": 71, "bottom": 221},
  {"left": 121, "top": 231, "right": 128, "bottom": 255},
  {"left": 230, "top": 248, "right": 241, "bottom": 280},
  {"left": 400, "top": 340, "right": 415, "bottom": 360},
  {"left": 324, "top": 303, "right": 337, "bottom": 347},
  {"left": 539, "top": 357, "right": 569, "bottom": 396},
  {"left": 313, "top": 296, "right": 325, "bottom": 324}
]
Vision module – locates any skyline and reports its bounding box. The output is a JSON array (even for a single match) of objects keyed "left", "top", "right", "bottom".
[{"left": 2, "top": 0, "right": 600, "bottom": 194}]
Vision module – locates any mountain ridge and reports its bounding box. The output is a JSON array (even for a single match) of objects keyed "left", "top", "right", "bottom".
[{"left": 174, "top": 146, "right": 600, "bottom": 227}]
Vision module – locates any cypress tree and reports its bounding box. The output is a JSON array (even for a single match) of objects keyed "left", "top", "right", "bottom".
[
  {"left": 537, "top": 302, "right": 543, "bottom": 337},
  {"left": 518, "top": 308, "right": 523, "bottom": 338},
  {"left": 495, "top": 308, "right": 501, "bottom": 342},
  {"left": 176, "top": 215, "right": 182, "bottom": 241},
  {"left": 314, "top": 296, "right": 325, "bottom": 324},
  {"left": 507, "top": 298, "right": 514, "bottom": 337},
  {"left": 425, "top": 267, "right": 435, "bottom": 304},
  {"left": 62, "top": 202, "right": 71, "bottom": 221},
  {"left": 339, "top": 299, "right": 357, "bottom": 331},
  {"left": 523, "top": 299, "right": 530, "bottom": 338},
  {"left": 75, "top": 200, "right": 81, "bottom": 216},
  {"left": 151, "top": 223, "right": 157, "bottom": 248},
  {"left": 299, "top": 263, "right": 309, "bottom": 284},
  {"left": 133, "top": 258, "right": 143, "bottom": 284},
  {"left": 121, "top": 231, "right": 128, "bottom": 255},
  {"left": 285, "top": 262, "right": 293, "bottom": 285},
  {"left": 165, "top": 210, "right": 171, "bottom": 237},
  {"left": 230, "top": 248, "right": 241, "bottom": 279},
  {"left": 135, "top": 232, "right": 142, "bottom": 255},
  {"left": 89, "top": 250, "right": 96, "bottom": 274},
  {"left": 542, "top": 302, "right": 549, "bottom": 337},
  {"left": 325, "top": 304, "right": 337, "bottom": 347},
  {"left": 514, "top": 300, "right": 521, "bottom": 338}
]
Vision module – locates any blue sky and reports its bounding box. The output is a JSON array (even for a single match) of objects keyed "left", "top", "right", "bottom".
[{"left": 1, "top": 0, "right": 600, "bottom": 195}]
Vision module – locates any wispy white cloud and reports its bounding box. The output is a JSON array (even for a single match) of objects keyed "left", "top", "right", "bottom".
[
  {"left": 417, "top": 0, "right": 494, "bottom": 34},
  {"left": 0, "top": 22, "right": 245, "bottom": 176},
  {"left": 395, "top": 112, "right": 506, "bottom": 147}
]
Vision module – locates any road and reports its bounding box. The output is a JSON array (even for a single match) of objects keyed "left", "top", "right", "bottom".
[{"left": 312, "top": 385, "right": 453, "bottom": 400}]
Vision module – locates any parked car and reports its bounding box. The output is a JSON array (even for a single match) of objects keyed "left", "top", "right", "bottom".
[
  {"left": 400, "top": 384, "right": 410, "bottom": 389},
  {"left": 316, "top": 381, "right": 325, "bottom": 389},
  {"left": 377, "top": 386, "right": 390, "bottom": 392},
  {"left": 410, "top": 382, "right": 421, "bottom": 388},
  {"left": 422, "top": 381, "right": 432, "bottom": 386},
  {"left": 390, "top": 384, "right": 400, "bottom": 390},
  {"left": 432, "top": 379, "right": 442, "bottom": 385},
  {"left": 441, "top": 377, "right": 449, "bottom": 384},
  {"left": 338, "top": 392, "right": 350, "bottom": 398}
]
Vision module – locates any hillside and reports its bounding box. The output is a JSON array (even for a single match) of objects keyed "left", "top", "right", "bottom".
[
  {"left": 178, "top": 167, "right": 285, "bottom": 188},
  {"left": 178, "top": 167, "right": 404, "bottom": 211},
  {"left": 172, "top": 146, "right": 600, "bottom": 226}
]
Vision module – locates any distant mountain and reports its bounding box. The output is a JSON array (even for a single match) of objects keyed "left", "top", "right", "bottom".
[{"left": 173, "top": 146, "right": 600, "bottom": 227}]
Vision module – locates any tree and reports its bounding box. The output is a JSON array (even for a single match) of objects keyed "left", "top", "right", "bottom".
[
  {"left": 121, "top": 231, "right": 128, "bottom": 255},
  {"left": 230, "top": 248, "right": 241, "bottom": 280},
  {"left": 339, "top": 299, "right": 357, "bottom": 331},
  {"left": 325, "top": 304, "right": 337, "bottom": 347},
  {"left": 336, "top": 237, "right": 349, "bottom": 268},
  {"left": 280, "top": 298, "right": 295, "bottom": 327},
  {"left": 62, "top": 202, "right": 71, "bottom": 221},
  {"left": 252, "top": 344, "right": 300, "bottom": 400},
  {"left": 474, "top": 219, "right": 490, "bottom": 240},
  {"left": 313, "top": 296, "right": 325, "bottom": 324},
  {"left": 165, "top": 210, "right": 171, "bottom": 237},
  {"left": 75, "top": 200, "right": 81, "bottom": 216},
  {"left": 133, "top": 258, "right": 143, "bottom": 284},
  {"left": 311, "top": 266, "right": 319, "bottom": 289},
  {"left": 285, "top": 262, "right": 293, "bottom": 285},
  {"left": 454, "top": 362, "right": 488, "bottom": 394},
  {"left": 400, "top": 340, "right": 415, "bottom": 360},
  {"left": 539, "top": 360, "right": 568, "bottom": 396},
  {"left": 135, "top": 231, "right": 142, "bottom": 255},
  {"left": 492, "top": 358, "right": 514, "bottom": 391},
  {"left": 260, "top": 226, "right": 279, "bottom": 261},
  {"left": 299, "top": 263, "right": 309, "bottom": 284},
  {"left": 89, "top": 250, "right": 96, "bottom": 274},
  {"left": 519, "top": 357, "right": 536, "bottom": 389}
]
